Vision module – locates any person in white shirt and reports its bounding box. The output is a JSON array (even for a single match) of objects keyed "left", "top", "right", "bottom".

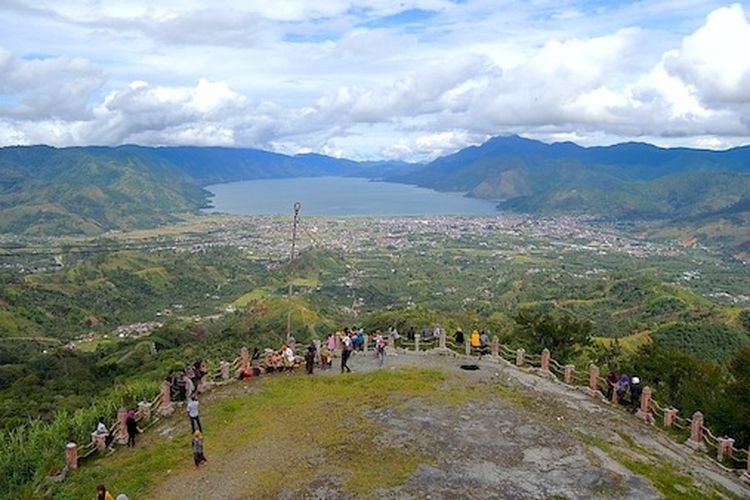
[
  {"left": 187, "top": 397, "right": 202, "bottom": 433},
  {"left": 341, "top": 335, "right": 353, "bottom": 373}
]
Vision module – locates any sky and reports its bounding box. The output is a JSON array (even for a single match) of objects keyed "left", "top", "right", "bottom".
[{"left": 1, "top": 1, "right": 750, "bottom": 161}]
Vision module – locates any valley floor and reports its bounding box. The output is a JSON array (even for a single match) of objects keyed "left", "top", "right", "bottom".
[{"left": 59, "top": 351, "right": 749, "bottom": 499}]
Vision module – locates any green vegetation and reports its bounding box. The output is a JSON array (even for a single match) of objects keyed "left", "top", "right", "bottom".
[
  {"left": 56, "top": 368, "right": 465, "bottom": 499},
  {"left": 651, "top": 322, "right": 749, "bottom": 364}
]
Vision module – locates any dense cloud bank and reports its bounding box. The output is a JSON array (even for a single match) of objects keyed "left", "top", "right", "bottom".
[{"left": 0, "top": 1, "right": 749, "bottom": 160}]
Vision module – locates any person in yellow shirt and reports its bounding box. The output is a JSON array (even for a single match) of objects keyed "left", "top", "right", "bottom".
[{"left": 470, "top": 329, "right": 480, "bottom": 349}]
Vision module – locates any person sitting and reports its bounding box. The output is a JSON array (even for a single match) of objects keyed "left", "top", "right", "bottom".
[
  {"left": 479, "top": 330, "right": 490, "bottom": 358},
  {"left": 320, "top": 345, "right": 332, "bottom": 369},
  {"left": 470, "top": 329, "right": 481, "bottom": 351},
  {"left": 454, "top": 329, "right": 465, "bottom": 346},
  {"left": 251, "top": 347, "right": 261, "bottom": 376},
  {"left": 606, "top": 371, "right": 618, "bottom": 401},
  {"left": 282, "top": 344, "right": 295, "bottom": 371}
]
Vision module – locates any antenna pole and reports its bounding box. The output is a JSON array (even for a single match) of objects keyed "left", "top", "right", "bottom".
[{"left": 286, "top": 201, "right": 302, "bottom": 341}]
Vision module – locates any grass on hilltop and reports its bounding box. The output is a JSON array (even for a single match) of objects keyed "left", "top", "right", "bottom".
[{"left": 54, "top": 368, "right": 484, "bottom": 499}]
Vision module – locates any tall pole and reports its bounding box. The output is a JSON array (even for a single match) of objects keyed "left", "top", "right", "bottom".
[{"left": 286, "top": 202, "right": 301, "bottom": 341}]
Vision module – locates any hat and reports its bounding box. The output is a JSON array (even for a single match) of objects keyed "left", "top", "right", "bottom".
[
  {"left": 632, "top": 377, "right": 640, "bottom": 384},
  {"left": 194, "top": 430, "right": 202, "bottom": 438}
]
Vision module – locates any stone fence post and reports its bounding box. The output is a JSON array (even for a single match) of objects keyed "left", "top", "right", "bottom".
[
  {"left": 491, "top": 337, "right": 499, "bottom": 358},
  {"left": 640, "top": 387, "right": 651, "bottom": 415},
  {"left": 663, "top": 407, "right": 678, "bottom": 428},
  {"left": 464, "top": 338, "right": 471, "bottom": 356},
  {"left": 159, "top": 379, "right": 173, "bottom": 416},
  {"left": 240, "top": 347, "right": 249, "bottom": 373},
  {"left": 515, "top": 348, "right": 525, "bottom": 367},
  {"left": 117, "top": 408, "right": 128, "bottom": 445},
  {"left": 716, "top": 437, "right": 734, "bottom": 462},
  {"left": 220, "top": 361, "right": 230, "bottom": 380},
  {"left": 589, "top": 365, "right": 600, "bottom": 393},
  {"left": 687, "top": 411, "right": 707, "bottom": 451},
  {"left": 363, "top": 335, "right": 369, "bottom": 353},
  {"left": 541, "top": 348, "right": 550, "bottom": 374},
  {"left": 65, "top": 442, "right": 78, "bottom": 470},
  {"left": 564, "top": 364, "right": 575, "bottom": 384},
  {"left": 439, "top": 330, "right": 446, "bottom": 349},
  {"left": 414, "top": 335, "right": 420, "bottom": 352},
  {"left": 138, "top": 401, "right": 151, "bottom": 422}
]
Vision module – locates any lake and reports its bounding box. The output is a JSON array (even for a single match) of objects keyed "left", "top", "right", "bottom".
[{"left": 204, "top": 177, "right": 499, "bottom": 216}]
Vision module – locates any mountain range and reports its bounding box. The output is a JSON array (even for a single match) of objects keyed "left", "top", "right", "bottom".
[{"left": 1, "top": 137, "right": 750, "bottom": 248}]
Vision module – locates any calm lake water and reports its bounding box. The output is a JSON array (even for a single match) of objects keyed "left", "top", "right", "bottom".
[{"left": 204, "top": 177, "right": 499, "bottom": 216}]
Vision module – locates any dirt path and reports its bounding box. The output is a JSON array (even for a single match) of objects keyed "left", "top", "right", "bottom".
[{"left": 145, "top": 349, "right": 748, "bottom": 499}]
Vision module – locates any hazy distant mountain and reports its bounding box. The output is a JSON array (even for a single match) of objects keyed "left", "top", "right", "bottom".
[
  {"left": 391, "top": 135, "right": 750, "bottom": 252},
  {"left": 0, "top": 145, "right": 415, "bottom": 235},
  {"left": 393, "top": 135, "right": 750, "bottom": 196}
]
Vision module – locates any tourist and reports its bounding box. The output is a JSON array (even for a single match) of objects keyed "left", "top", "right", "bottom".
[
  {"left": 187, "top": 396, "right": 202, "bottom": 433},
  {"left": 388, "top": 326, "right": 400, "bottom": 348},
  {"left": 454, "top": 329, "right": 465, "bottom": 346},
  {"left": 126, "top": 410, "right": 141, "bottom": 447},
  {"left": 192, "top": 430, "right": 207, "bottom": 468},
  {"left": 470, "top": 329, "right": 481, "bottom": 352},
  {"left": 184, "top": 371, "right": 196, "bottom": 401},
  {"left": 320, "top": 344, "right": 332, "bottom": 369},
  {"left": 95, "top": 416, "right": 108, "bottom": 436},
  {"left": 630, "top": 377, "right": 643, "bottom": 413},
  {"left": 407, "top": 326, "right": 416, "bottom": 342},
  {"left": 251, "top": 347, "right": 261, "bottom": 376},
  {"left": 479, "top": 330, "right": 490, "bottom": 357},
  {"left": 375, "top": 332, "right": 386, "bottom": 366},
  {"left": 96, "top": 484, "right": 115, "bottom": 500},
  {"left": 327, "top": 333, "right": 337, "bottom": 353},
  {"left": 282, "top": 343, "right": 295, "bottom": 371},
  {"left": 262, "top": 349, "right": 275, "bottom": 373},
  {"left": 421, "top": 326, "right": 431, "bottom": 343},
  {"left": 617, "top": 373, "right": 630, "bottom": 403},
  {"left": 341, "top": 333, "right": 353, "bottom": 373},
  {"left": 433, "top": 324, "right": 442, "bottom": 342},
  {"left": 95, "top": 416, "right": 113, "bottom": 448},
  {"left": 305, "top": 344, "right": 316, "bottom": 374},
  {"left": 606, "top": 371, "right": 618, "bottom": 401},
  {"left": 356, "top": 329, "right": 365, "bottom": 351}
]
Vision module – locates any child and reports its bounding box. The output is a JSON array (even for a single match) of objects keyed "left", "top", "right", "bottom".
[{"left": 192, "top": 430, "right": 207, "bottom": 468}]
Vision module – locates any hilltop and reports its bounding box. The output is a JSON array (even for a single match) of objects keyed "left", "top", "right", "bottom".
[{"left": 57, "top": 352, "right": 748, "bottom": 499}]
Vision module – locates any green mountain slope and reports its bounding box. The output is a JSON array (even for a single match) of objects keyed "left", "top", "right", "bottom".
[{"left": 0, "top": 147, "right": 208, "bottom": 235}]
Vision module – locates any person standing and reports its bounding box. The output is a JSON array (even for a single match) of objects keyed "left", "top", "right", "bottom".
[
  {"left": 375, "top": 332, "right": 386, "bottom": 366},
  {"left": 630, "top": 377, "right": 643, "bottom": 413},
  {"left": 192, "top": 430, "right": 207, "bottom": 468},
  {"left": 125, "top": 410, "right": 139, "bottom": 447},
  {"left": 251, "top": 347, "right": 261, "bottom": 376},
  {"left": 341, "top": 334, "right": 353, "bottom": 373},
  {"left": 305, "top": 344, "right": 316, "bottom": 375},
  {"left": 187, "top": 397, "right": 202, "bottom": 433}
]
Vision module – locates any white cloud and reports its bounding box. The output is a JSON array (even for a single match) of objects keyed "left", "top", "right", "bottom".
[{"left": 1, "top": 2, "right": 750, "bottom": 158}]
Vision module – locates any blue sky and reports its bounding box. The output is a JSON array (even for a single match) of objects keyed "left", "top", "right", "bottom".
[{"left": 0, "top": 1, "right": 749, "bottom": 159}]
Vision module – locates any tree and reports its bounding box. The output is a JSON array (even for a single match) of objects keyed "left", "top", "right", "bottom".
[{"left": 512, "top": 311, "right": 592, "bottom": 363}]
